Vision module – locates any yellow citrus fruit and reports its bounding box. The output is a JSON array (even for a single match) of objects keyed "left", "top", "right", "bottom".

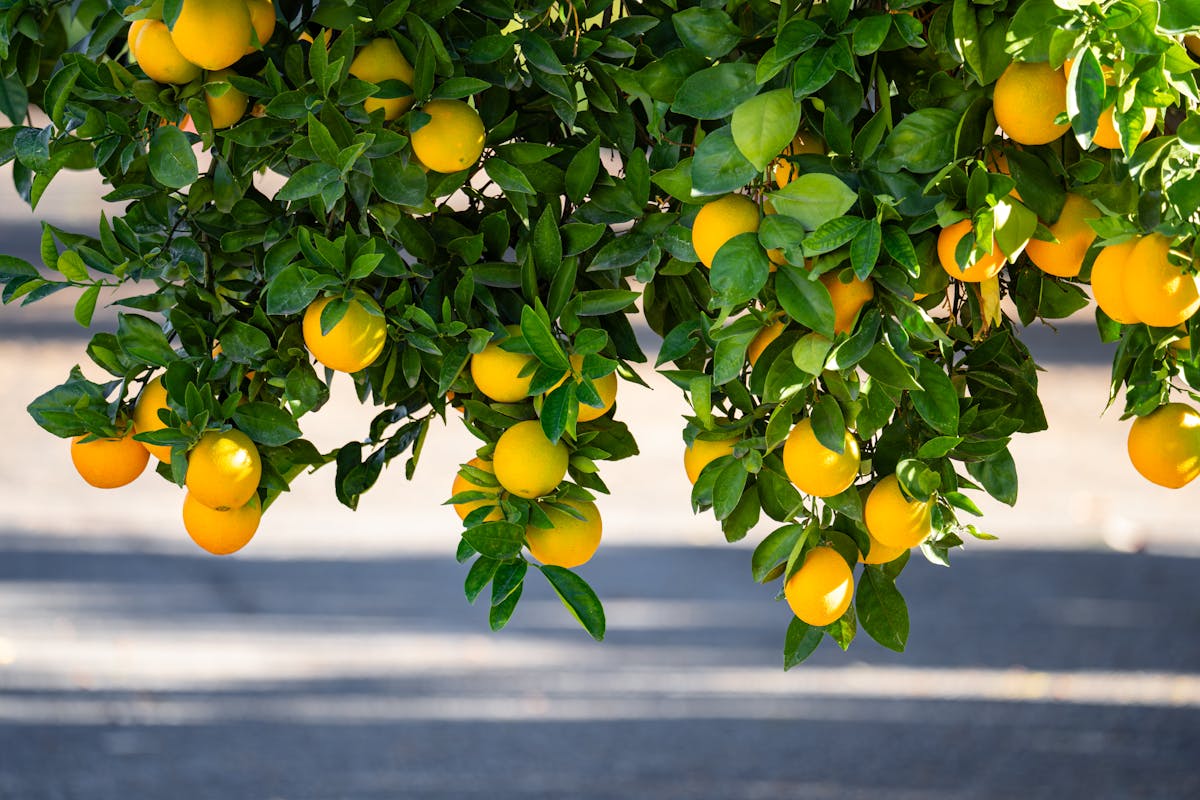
[
  {"left": 937, "top": 219, "right": 1005, "bottom": 283},
  {"left": 349, "top": 38, "right": 415, "bottom": 120},
  {"left": 133, "top": 20, "right": 202, "bottom": 84},
  {"left": 1127, "top": 402, "right": 1200, "bottom": 488},
  {"left": 470, "top": 325, "right": 535, "bottom": 403},
  {"left": 244, "top": 0, "right": 275, "bottom": 54},
  {"left": 170, "top": 0, "right": 253, "bottom": 72},
  {"left": 71, "top": 425, "right": 151, "bottom": 489},
  {"left": 185, "top": 429, "right": 262, "bottom": 510},
  {"left": 691, "top": 194, "right": 760, "bottom": 268},
  {"left": 858, "top": 527, "right": 909, "bottom": 565},
  {"left": 525, "top": 499, "right": 603, "bottom": 568},
  {"left": 821, "top": 271, "right": 874, "bottom": 335},
  {"left": 410, "top": 99, "right": 486, "bottom": 173},
  {"left": 133, "top": 376, "right": 174, "bottom": 463},
  {"left": 205, "top": 69, "right": 248, "bottom": 129},
  {"left": 864, "top": 474, "right": 933, "bottom": 549},
  {"left": 493, "top": 420, "right": 570, "bottom": 499},
  {"left": 993, "top": 61, "right": 1069, "bottom": 145},
  {"left": 1124, "top": 233, "right": 1200, "bottom": 328},
  {"left": 773, "top": 128, "right": 826, "bottom": 188},
  {"left": 1187, "top": 35, "right": 1200, "bottom": 58},
  {"left": 547, "top": 354, "right": 618, "bottom": 422},
  {"left": 782, "top": 418, "right": 860, "bottom": 498},
  {"left": 1090, "top": 238, "right": 1141, "bottom": 325},
  {"left": 683, "top": 435, "right": 738, "bottom": 484},
  {"left": 1091, "top": 104, "right": 1154, "bottom": 150},
  {"left": 747, "top": 318, "right": 786, "bottom": 367},
  {"left": 302, "top": 292, "right": 388, "bottom": 373},
  {"left": 451, "top": 457, "right": 503, "bottom": 522},
  {"left": 1025, "top": 193, "right": 1100, "bottom": 279},
  {"left": 183, "top": 492, "right": 262, "bottom": 555},
  {"left": 127, "top": 18, "right": 152, "bottom": 56},
  {"left": 784, "top": 545, "right": 854, "bottom": 627}
]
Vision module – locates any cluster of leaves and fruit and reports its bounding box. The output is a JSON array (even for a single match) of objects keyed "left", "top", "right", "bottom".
[{"left": 4, "top": 0, "right": 1200, "bottom": 668}]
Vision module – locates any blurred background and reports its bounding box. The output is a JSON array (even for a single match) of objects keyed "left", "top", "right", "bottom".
[{"left": 1, "top": 167, "right": 1198, "bottom": 799}]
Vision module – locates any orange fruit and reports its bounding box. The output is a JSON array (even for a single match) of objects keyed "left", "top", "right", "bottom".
[
  {"left": 133, "top": 376, "right": 174, "bottom": 463},
  {"left": 782, "top": 418, "right": 860, "bottom": 498},
  {"left": 302, "top": 292, "right": 388, "bottom": 373},
  {"left": 183, "top": 492, "right": 262, "bottom": 555},
  {"left": 1025, "top": 193, "right": 1100, "bottom": 278},
  {"left": 547, "top": 355, "right": 619, "bottom": 422},
  {"left": 1091, "top": 105, "right": 1154, "bottom": 150},
  {"left": 132, "top": 20, "right": 202, "bottom": 84},
  {"left": 525, "top": 499, "right": 602, "bottom": 568},
  {"left": 170, "top": 0, "right": 253, "bottom": 72},
  {"left": 937, "top": 219, "right": 1005, "bottom": 282},
  {"left": 747, "top": 318, "right": 786, "bottom": 367},
  {"left": 683, "top": 436, "right": 738, "bottom": 484},
  {"left": 784, "top": 545, "right": 854, "bottom": 626},
  {"left": 71, "top": 425, "right": 151, "bottom": 489},
  {"left": 691, "top": 194, "right": 760, "bottom": 268},
  {"left": 993, "top": 61, "right": 1069, "bottom": 145},
  {"left": 773, "top": 128, "right": 827, "bottom": 188},
  {"left": 244, "top": 0, "right": 276, "bottom": 54},
  {"left": 410, "top": 99, "right": 487, "bottom": 173},
  {"left": 1127, "top": 403, "right": 1200, "bottom": 488},
  {"left": 1124, "top": 233, "right": 1200, "bottom": 328},
  {"left": 864, "top": 474, "right": 932, "bottom": 549},
  {"left": 493, "top": 420, "right": 569, "bottom": 499},
  {"left": 349, "top": 38, "right": 416, "bottom": 120},
  {"left": 451, "top": 457, "right": 502, "bottom": 522},
  {"left": 205, "top": 69, "right": 249, "bottom": 129},
  {"left": 821, "top": 271, "right": 874, "bottom": 334},
  {"left": 1090, "top": 238, "right": 1141, "bottom": 325},
  {"left": 470, "top": 325, "right": 535, "bottom": 403},
  {"left": 185, "top": 429, "right": 262, "bottom": 510}
]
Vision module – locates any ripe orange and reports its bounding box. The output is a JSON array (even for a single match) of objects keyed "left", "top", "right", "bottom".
[
  {"left": 1092, "top": 105, "right": 1154, "bottom": 150},
  {"left": 525, "top": 499, "right": 602, "bottom": 568},
  {"left": 410, "top": 99, "right": 487, "bottom": 173},
  {"left": 1090, "top": 238, "right": 1141, "bottom": 325},
  {"left": 132, "top": 20, "right": 202, "bottom": 84},
  {"left": 747, "top": 318, "right": 786, "bottom": 367},
  {"left": 133, "top": 376, "right": 174, "bottom": 463},
  {"left": 244, "top": 0, "right": 276, "bottom": 54},
  {"left": 70, "top": 425, "right": 150, "bottom": 489},
  {"left": 349, "top": 38, "right": 415, "bottom": 120},
  {"left": 782, "top": 418, "right": 860, "bottom": 498},
  {"left": 470, "top": 325, "right": 535, "bottom": 403},
  {"left": 548, "top": 355, "right": 618, "bottom": 422},
  {"left": 858, "top": 527, "right": 909, "bottom": 565},
  {"left": 773, "top": 128, "right": 826, "bottom": 188},
  {"left": 302, "top": 292, "right": 388, "bottom": 373},
  {"left": 451, "top": 457, "right": 502, "bottom": 522},
  {"left": 1124, "top": 234, "right": 1200, "bottom": 328},
  {"left": 493, "top": 420, "right": 569, "bottom": 499},
  {"left": 937, "top": 219, "right": 1005, "bottom": 282},
  {"left": 993, "top": 61, "right": 1069, "bottom": 145},
  {"left": 127, "top": 18, "right": 152, "bottom": 56},
  {"left": 821, "top": 271, "right": 874, "bottom": 334},
  {"left": 683, "top": 435, "right": 738, "bottom": 484},
  {"left": 691, "top": 194, "right": 760, "bottom": 268},
  {"left": 205, "top": 69, "right": 249, "bottom": 129},
  {"left": 1127, "top": 403, "right": 1200, "bottom": 488},
  {"left": 1025, "top": 193, "right": 1099, "bottom": 278},
  {"left": 185, "top": 429, "right": 262, "bottom": 510},
  {"left": 784, "top": 545, "right": 854, "bottom": 626},
  {"left": 170, "top": 0, "right": 253, "bottom": 72},
  {"left": 183, "top": 492, "right": 262, "bottom": 555},
  {"left": 864, "top": 474, "right": 932, "bottom": 549}
]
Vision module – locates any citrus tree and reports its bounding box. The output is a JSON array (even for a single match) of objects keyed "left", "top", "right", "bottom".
[{"left": 3, "top": 0, "right": 1200, "bottom": 668}]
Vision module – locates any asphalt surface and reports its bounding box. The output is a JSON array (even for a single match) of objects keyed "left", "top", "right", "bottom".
[{"left": 2, "top": 175, "right": 1200, "bottom": 798}]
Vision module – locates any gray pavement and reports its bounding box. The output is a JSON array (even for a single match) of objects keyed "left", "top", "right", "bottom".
[{"left": 2, "top": 176, "right": 1200, "bottom": 798}]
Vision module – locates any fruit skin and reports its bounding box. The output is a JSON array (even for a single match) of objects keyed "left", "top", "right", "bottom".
[
  {"left": 133, "top": 376, "right": 174, "bottom": 463},
  {"left": 1091, "top": 104, "right": 1154, "bottom": 150},
  {"left": 244, "top": 0, "right": 275, "bottom": 54},
  {"left": 132, "top": 20, "right": 202, "bottom": 84},
  {"left": 204, "top": 69, "right": 248, "bottom": 129},
  {"left": 784, "top": 546, "right": 854, "bottom": 627},
  {"left": 410, "top": 99, "right": 486, "bottom": 173},
  {"left": 747, "top": 318, "right": 786, "bottom": 367},
  {"left": 170, "top": 0, "right": 253, "bottom": 72},
  {"left": 1124, "top": 233, "right": 1200, "bottom": 328},
  {"left": 858, "top": 527, "right": 909, "bottom": 565},
  {"left": 127, "top": 18, "right": 152, "bottom": 56},
  {"left": 782, "top": 418, "right": 860, "bottom": 498},
  {"left": 183, "top": 492, "right": 261, "bottom": 555},
  {"left": 185, "top": 429, "right": 263, "bottom": 510},
  {"left": 937, "top": 219, "right": 1005, "bottom": 283},
  {"left": 525, "top": 499, "right": 602, "bottom": 569},
  {"left": 349, "top": 38, "right": 415, "bottom": 120},
  {"left": 1127, "top": 402, "right": 1200, "bottom": 488},
  {"left": 1090, "top": 238, "right": 1141, "bottom": 325},
  {"left": 493, "top": 420, "right": 570, "bottom": 499},
  {"left": 1025, "top": 193, "right": 1100, "bottom": 279},
  {"left": 821, "top": 271, "right": 874, "bottom": 334},
  {"left": 302, "top": 292, "right": 388, "bottom": 373},
  {"left": 691, "top": 194, "right": 760, "bottom": 268},
  {"left": 470, "top": 325, "right": 535, "bottom": 403},
  {"left": 683, "top": 436, "right": 738, "bottom": 484},
  {"left": 547, "top": 354, "right": 618, "bottom": 422},
  {"left": 993, "top": 61, "right": 1069, "bottom": 145},
  {"left": 864, "top": 474, "right": 933, "bottom": 549},
  {"left": 70, "top": 426, "right": 150, "bottom": 489},
  {"left": 773, "top": 129, "right": 826, "bottom": 188},
  {"left": 451, "top": 457, "right": 502, "bottom": 522}
]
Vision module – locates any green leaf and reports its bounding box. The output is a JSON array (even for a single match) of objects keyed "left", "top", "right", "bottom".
[
  {"left": 374, "top": 158, "right": 427, "bottom": 205},
  {"left": 712, "top": 459, "right": 749, "bottom": 521},
  {"left": 532, "top": 206, "right": 562, "bottom": 280},
  {"left": 731, "top": 89, "right": 801, "bottom": 171},
  {"left": 752, "top": 523, "right": 804, "bottom": 583},
  {"left": 219, "top": 321, "right": 273, "bottom": 363},
  {"left": 860, "top": 344, "right": 922, "bottom": 391},
  {"left": 810, "top": 395, "right": 847, "bottom": 454},
  {"left": 691, "top": 126, "right": 758, "bottom": 196},
  {"left": 74, "top": 284, "right": 100, "bottom": 328},
  {"left": 489, "top": 581, "right": 522, "bottom": 631},
  {"left": 671, "top": 63, "right": 758, "bottom": 120},
  {"left": 852, "top": 14, "right": 892, "bottom": 56},
  {"left": 951, "top": 0, "right": 984, "bottom": 82},
  {"left": 917, "top": 436, "right": 963, "bottom": 459},
  {"left": 896, "top": 459, "right": 941, "bottom": 502},
  {"left": 710, "top": 232, "right": 770, "bottom": 307},
  {"left": 672, "top": 7, "right": 742, "bottom": 58},
  {"left": 768, "top": 174, "right": 858, "bottom": 231},
  {"left": 776, "top": 265, "right": 836, "bottom": 338},
  {"left": 278, "top": 163, "right": 340, "bottom": 201},
  {"left": 784, "top": 617, "right": 824, "bottom": 669},
  {"left": 876, "top": 108, "right": 959, "bottom": 174},
  {"left": 431, "top": 77, "right": 492, "bottom": 99},
  {"left": 464, "top": 556, "right": 500, "bottom": 604},
  {"left": 0, "top": 77, "right": 29, "bottom": 126},
  {"left": 539, "top": 565, "right": 606, "bottom": 641},
  {"left": 520, "top": 305, "right": 570, "bottom": 372},
  {"left": 576, "top": 289, "right": 640, "bottom": 316},
  {"left": 463, "top": 521, "right": 526, "bottom": 560},
  {"left": 857, "top": 566, "right": 909, "bottom": 652},
  {"left": 148, "top": 126, "right": 198, "bottom": 189},
  {"left": 566, "top": 136, "right": 601, "bottom": 204},
  {"left": 966, "top": 447, "right": 1018, "bottom": 506},
  {"left": 265, "top": 264, "right": 321, "bottom": 316},
  {"left": 232, "top": 402, "right": 303, "bottom": 446},
  {"left": 910, "top": 356, "right": 960, "bottom": 435},
  {"left": 55, "top": 251, "right": 89, "bottom": 282},
  {"left": 850, "top": 219, "right": 882, "bottom": 279},
  {"left": 484, "top": 157, "right": 536, "bottom": 194},
  {"left": 117, "top": 314, "right": 176, "bottom": 367}
]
